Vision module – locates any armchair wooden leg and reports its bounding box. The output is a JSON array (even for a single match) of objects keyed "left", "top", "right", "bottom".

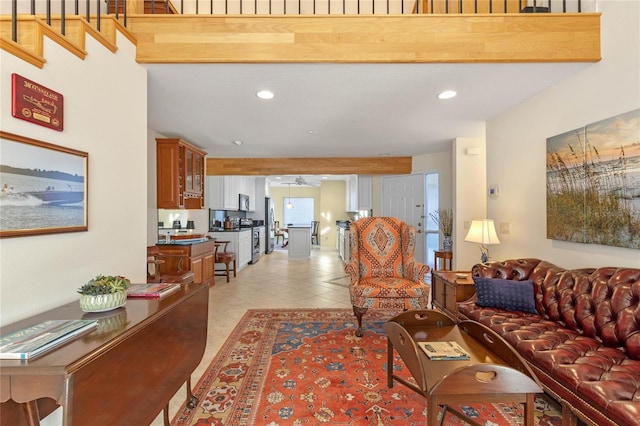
[{"left": 353, "top": 306, "right": 368, "bottom": 337}]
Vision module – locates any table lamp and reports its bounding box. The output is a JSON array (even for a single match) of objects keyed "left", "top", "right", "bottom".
[{"left": 464, "top": 219, "right": 500, "bottom": 263}]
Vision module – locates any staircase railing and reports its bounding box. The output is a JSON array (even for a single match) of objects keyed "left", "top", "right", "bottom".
[{"left": 4, "top": 0, "right": 586, "bottom": 44}]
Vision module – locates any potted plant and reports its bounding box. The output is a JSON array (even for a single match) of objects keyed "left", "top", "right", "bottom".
[
  {"left": 78, "top": 274, "right": 130, "bottom": 312},
  {"left": 429, "top": 208, "right": 454, "bottom": 251}
]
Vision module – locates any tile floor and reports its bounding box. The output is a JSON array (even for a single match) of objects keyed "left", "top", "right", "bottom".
[{"left": 151, "top": 246, "right": 353, "bottom": 425}]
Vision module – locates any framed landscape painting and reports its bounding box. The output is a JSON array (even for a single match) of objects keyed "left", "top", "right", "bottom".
[
  {"left": 546, "top": 109, "right": 640, "bottom": 249},
  {"left": 0, "top": 131, "right": 88, "bottom": 238}
]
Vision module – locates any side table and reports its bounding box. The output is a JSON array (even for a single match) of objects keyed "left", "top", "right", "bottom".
[
  {"left": 431, "top": 270, "right": 475, "bottom": 321},
  {"left": 433, "top": 250, "right": 453, "bottom": 271}
]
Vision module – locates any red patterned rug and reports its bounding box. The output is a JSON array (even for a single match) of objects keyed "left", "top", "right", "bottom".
[{"left": 171, "top": 309, "right": 563, "bottom": 425}]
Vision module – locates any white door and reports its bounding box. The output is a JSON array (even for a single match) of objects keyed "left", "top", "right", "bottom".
[{"left": 381, "top": 174, "right": 426, "bottom": 264}]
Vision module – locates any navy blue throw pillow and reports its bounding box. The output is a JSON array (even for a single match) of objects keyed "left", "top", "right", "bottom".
[{"left": 473, "top": 277, "right": 537, "bottom": 314}]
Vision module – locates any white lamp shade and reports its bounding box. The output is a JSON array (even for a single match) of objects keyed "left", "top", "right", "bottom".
[{"left": 464, "top": 219, "right": 500, "bottom": 245}]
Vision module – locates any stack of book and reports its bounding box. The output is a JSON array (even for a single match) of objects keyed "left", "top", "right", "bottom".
[
  {"left": 126, "top": 283, "right": 181, "bottom": 299},
  {"left": 0, "top": 319, "right": 98, "bottom": 360},
  {"left": 418, "top": 341, "right": 470, "bottom": 361}
]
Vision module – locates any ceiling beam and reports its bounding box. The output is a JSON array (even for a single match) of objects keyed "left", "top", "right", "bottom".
[
  {"left": 127, "top": 14, "right": 601, "bottom": 64},
  {"left": 206, "top": 157, "right": 412, "bottom": 175}
]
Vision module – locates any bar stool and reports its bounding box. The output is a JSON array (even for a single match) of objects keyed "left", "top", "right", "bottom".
[
  {"left": 434, "top": 250, "right": 453, "bottom": 271},
  {"left": 215, "top": 241, "right": 237, "bottom": 283}
]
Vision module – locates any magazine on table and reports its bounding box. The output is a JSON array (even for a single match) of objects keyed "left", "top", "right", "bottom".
[
  {"left": 126, "top": 283, "right": 181, "bottom": 299},
  {"left": 0, "top": 319, "right": 98, "bottom": 360},
  {"left": 418, "top": 341, "right": 470, "bottom": 361}
]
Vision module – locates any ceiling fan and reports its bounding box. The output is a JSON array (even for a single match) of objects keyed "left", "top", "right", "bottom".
[
  {"left": 293, "top": 176, "right": 318, "bottom": 186},
  {"left": 278, "top": 176, "right": 319, "bottom": 186}
]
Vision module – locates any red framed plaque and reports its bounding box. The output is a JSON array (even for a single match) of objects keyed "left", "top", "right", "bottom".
[{"left": 11, "top": 74, "right": 64, "bottom": 131}]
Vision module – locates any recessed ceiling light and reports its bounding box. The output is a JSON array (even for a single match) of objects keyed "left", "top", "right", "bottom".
[
  {"left": 307, "top": 130, "right": 318, "bottom": 134},
  {"left": 256, "top": 90, "right": 274, "bottom": 100},
  {"left": 438, "top": 90, "right": 457, "bottom": 100},
  {"left": 231, "top": 140, "right": 243, "bottom": 146}
]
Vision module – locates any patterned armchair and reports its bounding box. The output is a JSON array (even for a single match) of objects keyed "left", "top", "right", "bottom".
[{"left": 345, "top": 217, "right": 430, "bottom": 337}]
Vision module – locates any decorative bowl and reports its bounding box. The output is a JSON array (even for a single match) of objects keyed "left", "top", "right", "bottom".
[{"left": 79, "top": 291, "right": 127, "bottom": 313}]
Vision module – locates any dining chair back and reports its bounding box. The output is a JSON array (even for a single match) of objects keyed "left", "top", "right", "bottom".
[
  {"left": 274, "top": 221, "right": 286, "bottom": 245},
  {"left": 311, "top": 220, "right": 320, "bottom": 245}
]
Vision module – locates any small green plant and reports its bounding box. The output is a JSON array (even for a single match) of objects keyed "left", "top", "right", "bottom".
[{"left": 78, "top": 274, "right": 130, "bottom": 295}]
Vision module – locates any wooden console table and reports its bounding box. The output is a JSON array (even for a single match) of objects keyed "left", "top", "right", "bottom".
[{"left": 0, "top": 283, "right": 209, "bottom": 425}]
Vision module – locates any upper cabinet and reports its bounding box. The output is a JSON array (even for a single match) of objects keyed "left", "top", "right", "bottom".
[
  {"left": 346, "top": 175, "right": 372, "bottom": 211},
  {"left": 357, "top": 175, "right": 373, "bottom": 211},
  {"left": 156, "top": 138, "right": 206, "bottom": 209},
  {"left": 206, "top": 176, "right": 256, "bottom": 211}
]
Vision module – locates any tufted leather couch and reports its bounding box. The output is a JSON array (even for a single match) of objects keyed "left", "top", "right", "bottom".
[{"left": 457, "top": 258, "right": 640, "bottom": 426}]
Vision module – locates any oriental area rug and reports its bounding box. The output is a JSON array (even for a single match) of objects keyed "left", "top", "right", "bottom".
[{"left": 171, "top": 309, "right": 562, "bottom": 426}]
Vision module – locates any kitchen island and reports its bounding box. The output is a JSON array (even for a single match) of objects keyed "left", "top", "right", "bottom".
[
  {"left": 155, "top": 239, "right": 217, "bottom": 286},
  {"left": 287, "top": 226, "right": 311, "bottom": 260}
]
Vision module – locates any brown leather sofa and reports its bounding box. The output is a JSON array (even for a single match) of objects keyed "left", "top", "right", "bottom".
[{"left": 457, "top": 258, "right": 640, "bottom": 426}]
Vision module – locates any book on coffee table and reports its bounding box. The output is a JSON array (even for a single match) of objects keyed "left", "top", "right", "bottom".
[
  {"left": 126, "top": 283, "right": 181, "bottom": 299},
  {"left": 0, "top": 319, "right": 98, "bottom": 360},
  {"left": 418, "top": 341, "right": 470, "bottom": 361}
]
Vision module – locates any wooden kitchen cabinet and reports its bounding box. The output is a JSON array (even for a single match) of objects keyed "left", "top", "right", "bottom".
[
  {"left": 155, "top": 240, "right": 217, "bottom": 286},
  {"left": 431, "top": 270, "right": 475, "bottom": 321},
  {"left": 156, "top": 138, "right": 206, "bottom": 209}
]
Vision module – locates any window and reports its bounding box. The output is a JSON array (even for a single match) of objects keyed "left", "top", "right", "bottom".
[
  {"left": 425, "top": 173, "right": 439, "bottom": 272},
  {"left": 283, "top": 197, "right": 314, "bottom": 226}
]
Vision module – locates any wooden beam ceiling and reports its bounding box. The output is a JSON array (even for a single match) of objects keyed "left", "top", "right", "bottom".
[
  {"left": 206, "top": 157, "right": 412, "bottom": 175},
  {"left": 127, "top": 14, "right": 601, "bottom": 64}
]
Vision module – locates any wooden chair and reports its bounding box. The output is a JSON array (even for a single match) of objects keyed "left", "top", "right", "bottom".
[
  {"left": 311, "top": 220, "right": 320, "bottom": 245},
  {"left": 274, "top": 221, "right": 286, "bottom": 245},
  {"left": 214, "top": 241, "right": 237, "bottom": 283},
  {"left": 147, "top": 246, "right": 195, "bottom": 284},
  {"left": 344, "top": 217, "right": 431, "bottom": 337}
]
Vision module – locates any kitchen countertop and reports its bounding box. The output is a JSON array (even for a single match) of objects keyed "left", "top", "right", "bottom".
[{"left": 157, "top": 238, "right": 209, "bottom": 245}]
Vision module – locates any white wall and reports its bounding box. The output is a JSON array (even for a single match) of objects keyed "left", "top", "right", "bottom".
[
  {"left": 0, "top": 28, "right": 148, "bottom": 326},
  {"left": 486, "top": 0, "right": 640, "bottom": 269},
  {"left": 452, "top": 138, "right": 487, "bottom": 269}
]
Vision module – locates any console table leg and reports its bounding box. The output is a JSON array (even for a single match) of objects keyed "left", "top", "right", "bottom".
[
  {"left": 23, "top": 401, "right": 41, "bottom": 426},
  {"left": 386, "top": 339, "right": 395, "bottom": 388},
  {"left": 163, "top": 404, "right": 170, "bottom": 426},
  {"left": 186, "top": 377, "right": 199, "bottom": 409}
]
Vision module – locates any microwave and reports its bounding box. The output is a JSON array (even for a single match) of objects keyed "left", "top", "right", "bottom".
[{"left": 239, "top": 194, "right": 250, "bottom": 211}]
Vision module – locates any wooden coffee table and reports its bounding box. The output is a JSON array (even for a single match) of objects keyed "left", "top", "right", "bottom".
[{"left": 384, "top": 310, "right": 542, "bottom": 426}]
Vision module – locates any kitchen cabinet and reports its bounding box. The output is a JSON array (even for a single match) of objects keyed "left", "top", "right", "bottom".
[
  {"left": 357, "top": 175, "right": 373, "bottom": 210},
  {"left": 346, "top": 175, "right": 358, "bottom": 212},
  {"left": 209, "top": 229, "right": 252, "bottom": 271},
  {"left": 156, "top": 138, "right": 206, "bottom": 209},
  {"left": 337, "top": 225, "right": 351, "bottom": 263},
  {"left": 206, "top": 176, "right": 256, "bottom": 211},
  {"left": 345, "top": 175, "right": 373, "bottom": 212},
  {"left": 154, "top": 240, "right": 216, "bottom": 286}
]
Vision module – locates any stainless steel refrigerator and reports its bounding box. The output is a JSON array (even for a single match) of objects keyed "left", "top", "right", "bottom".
[{"left": 265, "top": 197, "right": 275, "bottom": 253}]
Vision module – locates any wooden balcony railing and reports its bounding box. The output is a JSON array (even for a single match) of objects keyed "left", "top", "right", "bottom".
[{"left": 4, "top": 0, "right": 585, "bottom": 44}]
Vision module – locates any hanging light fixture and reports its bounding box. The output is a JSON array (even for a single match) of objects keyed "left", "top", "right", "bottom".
[{"left": 286, "top": 184, "right": 293, "bottom": 209}]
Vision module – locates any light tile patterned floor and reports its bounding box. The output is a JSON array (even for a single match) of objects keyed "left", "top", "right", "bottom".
[{"left": 152, "top": 247, "right": 352, "bottom": 425}]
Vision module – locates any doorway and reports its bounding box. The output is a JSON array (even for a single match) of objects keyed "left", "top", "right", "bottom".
[
  {"left": 381, "top": 173, "right": 440, "bottom": 272},
  {"left": 381, "top": 174, "right": 426, "bottom": 264}
]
